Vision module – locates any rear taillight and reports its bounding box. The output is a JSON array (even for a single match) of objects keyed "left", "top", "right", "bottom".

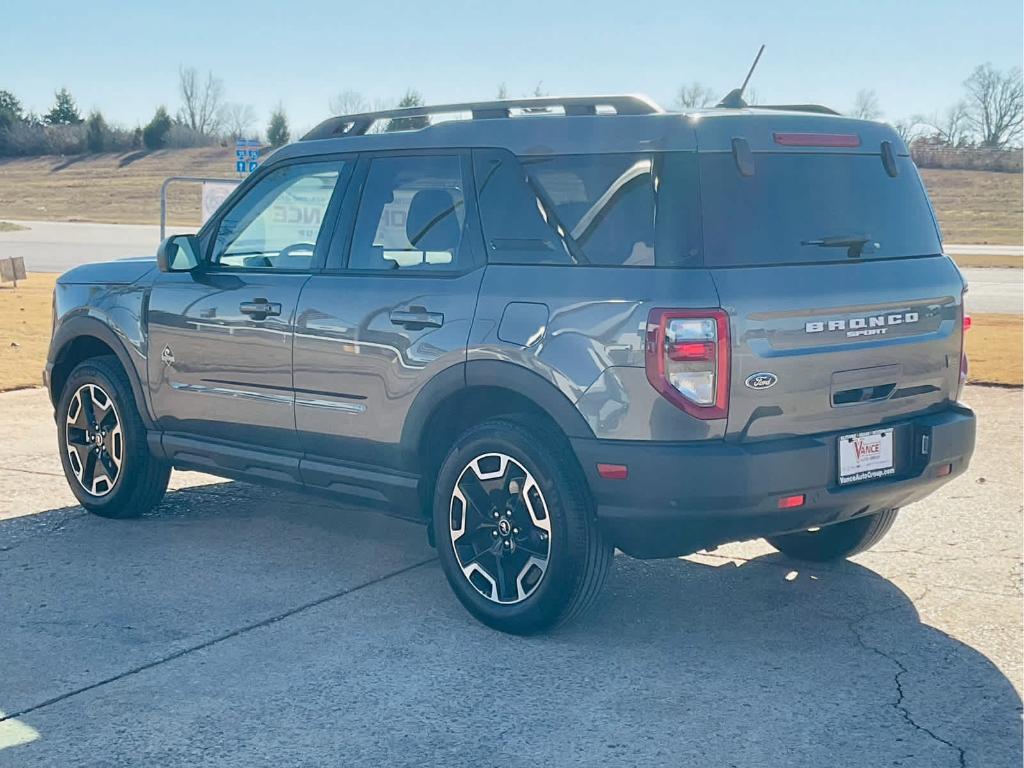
[
  {"left": 645, "top": 308, "right": 730, "bottom": 419},
  {"left": 958, "top": 312, "right": 970, "bottom": 399}
]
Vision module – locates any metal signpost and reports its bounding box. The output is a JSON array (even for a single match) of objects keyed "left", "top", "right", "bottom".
[{"left": 159, "top": 140, "right": 260, "bottom": 241}]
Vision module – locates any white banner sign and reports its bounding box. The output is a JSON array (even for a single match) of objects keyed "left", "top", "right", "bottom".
[{"left": 201, "top": 181, "right": 240, "bottom": 224}]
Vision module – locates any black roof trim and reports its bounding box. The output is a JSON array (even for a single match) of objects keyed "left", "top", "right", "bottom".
[
  {"left": 301, "top": 95, "right": 664, "bottom": 141},
  {"left": 747, "top": 104, "right": 841, "bottom": 116}
]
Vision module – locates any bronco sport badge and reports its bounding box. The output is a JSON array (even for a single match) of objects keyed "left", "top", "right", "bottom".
[{"left": 805, "top": 311, "right": 919, "bottom": 338}]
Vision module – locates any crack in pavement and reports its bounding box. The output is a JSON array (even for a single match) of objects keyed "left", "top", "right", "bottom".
[
  {"left": 0, "top": 556, "right": 437, "bottom": 724},
  {"left": 848, "top": 602, "right": 969, "bottom": 768},
  {"left": 0, "top": 464, "right": 65, "bottom": 478}
]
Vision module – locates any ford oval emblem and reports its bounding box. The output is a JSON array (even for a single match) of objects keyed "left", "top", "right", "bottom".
[{"left": 745, "top": 372, "right": 778, "bottom": 390}]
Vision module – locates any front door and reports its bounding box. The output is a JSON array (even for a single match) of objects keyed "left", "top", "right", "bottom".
[
  {"left": 293, "top": 152, "right": 483, "bottom": 470},
  {"left": 147, "top": 158, "right": 350, "bottom": 451}
]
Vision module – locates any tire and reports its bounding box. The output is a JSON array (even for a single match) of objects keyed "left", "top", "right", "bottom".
[
  {"left": 432, "top": 416, "right": 613, "bottom": 634},
  {"left": 56, "top": 355, "right": 170, "bottom": 519},
  {"left": 767, "top": 509, "right": 899, "bottom": 562}
]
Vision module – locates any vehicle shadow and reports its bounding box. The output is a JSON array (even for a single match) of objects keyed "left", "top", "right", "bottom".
[{"left": 2, "top": 481, "right": 1021, "bottom": 767}]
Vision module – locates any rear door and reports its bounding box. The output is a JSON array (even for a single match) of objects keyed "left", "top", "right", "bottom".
[
  {"left": 694, "top": 115, "right": 966, "bottom": 442},
  {"left": 293, "top": 151, "right": 484, "bottom": 472}
]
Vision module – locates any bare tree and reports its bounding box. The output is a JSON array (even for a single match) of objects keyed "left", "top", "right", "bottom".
[
  {"left": 178, "top": 67, "right": 224, "bottom": 135},
  {"left": 220, "top": 103, "right": 256, "bottom": 139},
  {"left": 963, "top": 64, "right": 1023, "bottom": 148},
  {"left": 496, "top": 83, "right": 508, "bottom": 100},
  {"left": 328, "top": 90, "right": 369, "bottom": 116},
  {"left": 923, "top": 102, "right": 970, "bottom": 147},
  {"left": 891, "top": 116, "right": 927, "bottom": 145},
  {"left": 675, "top": 82, "right": 716, "bottom": 109},
  {"left": 850, "top": 89, "right": 882, "bottom": 120}
]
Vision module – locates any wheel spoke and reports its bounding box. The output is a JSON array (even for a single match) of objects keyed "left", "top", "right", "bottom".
[
  {"left": 80, "top": 387, "right": 98, "bottom": 429},
  {"left": 66, "top": 426, "right": 90, "bottom": 446}
]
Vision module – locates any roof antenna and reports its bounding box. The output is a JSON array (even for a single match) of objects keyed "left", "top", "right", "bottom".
[{"left": 717, "top": 44, "right": 765, "bottom": 108}]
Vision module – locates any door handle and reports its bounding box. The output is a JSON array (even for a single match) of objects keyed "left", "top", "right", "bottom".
[
  {"left": 389, "top": 307, "right": 444, "bottom": 329},
  {"left": 240, "top": 299, "right": 282, "bottom": 319}
]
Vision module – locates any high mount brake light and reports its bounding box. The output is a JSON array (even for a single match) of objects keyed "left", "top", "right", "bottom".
[
  {"left": 645, "top": 309, "right": 730, "bottom": 420},
  {"left": 772, "top": 132, "right": 861, "bottom": 148}
]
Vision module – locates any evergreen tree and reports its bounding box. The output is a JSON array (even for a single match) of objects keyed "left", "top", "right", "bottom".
[
  {"left": 142, "top": 106, "right": 172, "bottom": 149},
  {"left": 0, "top": 89, "right": 23, "bottom": 130},
  {"left": 44, "top": 88, "right": 83, "bottom": 125},
  {"left": 85, "top": 111, "right": 109, "bottom": 152},
  {"left": 267, "top": 105, "right": 290, "bottom": 148},
  {"left": 386, "top": 89, "right": 428, "bottom": 132}
]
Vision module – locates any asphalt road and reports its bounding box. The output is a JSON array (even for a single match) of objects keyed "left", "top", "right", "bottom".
[
  {"left": 0, "top": 385, "right": 1020, "bottom": 767},
  {"left": 0, "top": 220, "right": 1021, "bottom": 314}
]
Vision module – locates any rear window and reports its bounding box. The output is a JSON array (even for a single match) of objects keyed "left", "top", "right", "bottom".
[
  {"left": 698, "top": 153, "right": 941, "bottom": 267},
  {"left": 473, "top": 149, "right": 701, "bottom": 267}
]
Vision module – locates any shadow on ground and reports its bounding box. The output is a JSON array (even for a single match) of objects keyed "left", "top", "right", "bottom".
[{"left": 1, "top": 482, "right": 1020, "bottom": 767}]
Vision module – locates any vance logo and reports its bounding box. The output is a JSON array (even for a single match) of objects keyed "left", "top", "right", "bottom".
[
  {"left": 852, "top": 437, "right": 882, "bottom": 460},
  {"left": 806, "top": 311, "right": 919, "bottom": 338}
]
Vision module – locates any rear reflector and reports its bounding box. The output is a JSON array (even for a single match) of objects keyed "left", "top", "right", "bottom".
[
  {"left": 936, "top": 464, "right": 953, "bottom": 477},
  {"left": 597, "top": 463, "right": 629, "bottom": 480},
  {"left": 667, "top": 341, "right": 715, "bottom": 362},
  {"left": 773, "top": 132, "right": 861, "bottom": 148},
  {"left": 963, "top": 314, "right": 972, "bottom": 332},
  {"left": 778, "top": 494, "right": 806, "bottom": 509}
]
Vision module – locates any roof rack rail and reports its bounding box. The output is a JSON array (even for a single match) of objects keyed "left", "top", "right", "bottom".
[
  {"left": 301, "top": 94, "right": 664, "bottom": 141},
  {"left": 747, "top": 104, "right": 840, "bottom": 116}
]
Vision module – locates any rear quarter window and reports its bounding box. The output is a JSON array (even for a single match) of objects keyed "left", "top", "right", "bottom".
[
  {"left": 698, "top": 153, "right": 941, "bottom": 267},
  {"left": 473, "top": 150, "right": 701, "bottom": 267}
]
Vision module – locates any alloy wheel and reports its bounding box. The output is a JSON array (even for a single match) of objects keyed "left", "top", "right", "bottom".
[
  {"left": 65, "top": 383, "right": 124, "bottom": 497},
  {"left": 449, "top": 452, "right": 552, "bottom": 604}
]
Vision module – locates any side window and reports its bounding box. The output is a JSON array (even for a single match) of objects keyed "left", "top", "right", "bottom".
[
  {"left": 474, "top": 150, "right": 664, "bottom": 267},
  {"left": 349, "top": 155, "right": 467, "bottom": 271},
  {"left": 211, "top": 161, "right": 343, "bottom": 270}
]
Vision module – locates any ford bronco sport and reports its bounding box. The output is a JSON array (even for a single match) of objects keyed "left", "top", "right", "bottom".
[{"left": 46, "top": 94, "right": 976, "bottom": 633}]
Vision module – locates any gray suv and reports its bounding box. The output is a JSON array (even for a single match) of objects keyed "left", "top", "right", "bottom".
[{"left": 45, "top": 95, "right": 976, "bottom": 633}]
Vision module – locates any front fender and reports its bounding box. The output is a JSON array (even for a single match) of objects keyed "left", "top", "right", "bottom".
[{"left": 47, "top": 315, "right": 153, "bottom": 429}]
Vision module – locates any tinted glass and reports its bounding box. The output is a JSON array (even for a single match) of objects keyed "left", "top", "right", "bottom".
[
  {"left": 475, "top": 150, "right": 661, "bottom": 266},
  {"left": 699, "top": 153, "right": 942, "bottom": 266},
  {"left": 349, "top": 155, "right": 466, "bottom": 271},
  {"left": 212, "top": 161, "right": 342, "bottom": 270}
]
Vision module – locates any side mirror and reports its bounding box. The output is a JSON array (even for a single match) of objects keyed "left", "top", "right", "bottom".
[{"left": 157, "top": 234, "right": 201, "bottom": 273}]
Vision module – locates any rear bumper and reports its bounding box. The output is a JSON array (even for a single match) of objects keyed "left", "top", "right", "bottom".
[{"left": 571, "top": 405, "right": 976, "bottom": 558}]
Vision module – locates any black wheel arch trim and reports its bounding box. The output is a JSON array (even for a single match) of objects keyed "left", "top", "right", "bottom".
[
  {"left": 48, "top": 316, "right": 155, "bottom": 429},
  {"left": 401, "top": 360, "right": 595, "bottom": 464}
]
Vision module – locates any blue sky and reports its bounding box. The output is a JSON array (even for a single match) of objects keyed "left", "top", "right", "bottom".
[{"left": 2, "top": 0, "right": 1021, "bottom": 135}]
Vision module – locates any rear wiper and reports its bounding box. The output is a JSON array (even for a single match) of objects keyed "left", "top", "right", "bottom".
[{"left": 801, "top": 235, "right": 879, "bottom": 259}]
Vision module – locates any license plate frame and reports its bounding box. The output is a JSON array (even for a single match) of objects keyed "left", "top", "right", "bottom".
[{"left": 838, "top": 428, "right": 895, "bottom": 486}]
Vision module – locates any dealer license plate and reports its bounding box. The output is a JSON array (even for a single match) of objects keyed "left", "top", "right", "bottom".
[{"left": 838, "top": 428, "right": 895, "bottom": 485}]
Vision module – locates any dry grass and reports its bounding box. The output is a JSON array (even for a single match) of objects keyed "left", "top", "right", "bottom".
[
  {"left": 952, "top": 254, "right": 1022, "bottom": 269},
  {"left": 0, "top": 152, "right": 1020, "bottom": 246},
  {"left": 966, "top": 314, "right": 1023, "bottom": 386},
  {"left": 920, "top": 168, "right": 1023, "bottom": 246},
  {"left": 0, "top": 220, "right": 29, "bottom": 232},
  {"left": 0, "top": 149, "right": 236, "bottom": 226},
  {"left": 2, "top": 272, "right": 1018, "bottom": 393},
  {"left": 0, "top": 273, "right": 54, "bottom": 391}
]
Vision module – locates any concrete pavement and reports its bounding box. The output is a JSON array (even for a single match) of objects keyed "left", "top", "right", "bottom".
[
  {"left": 0, "top": 385, "right": 1020, "bottom": 767},
  {"left": 0, "top": 220, "right": 189, "bottom": 273},
  {"left": 962, "top": 267, "right": 1024, "bottom": 315},
  {"left": 946, "top": 244, "right": 1024, "bottom": 257}
]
